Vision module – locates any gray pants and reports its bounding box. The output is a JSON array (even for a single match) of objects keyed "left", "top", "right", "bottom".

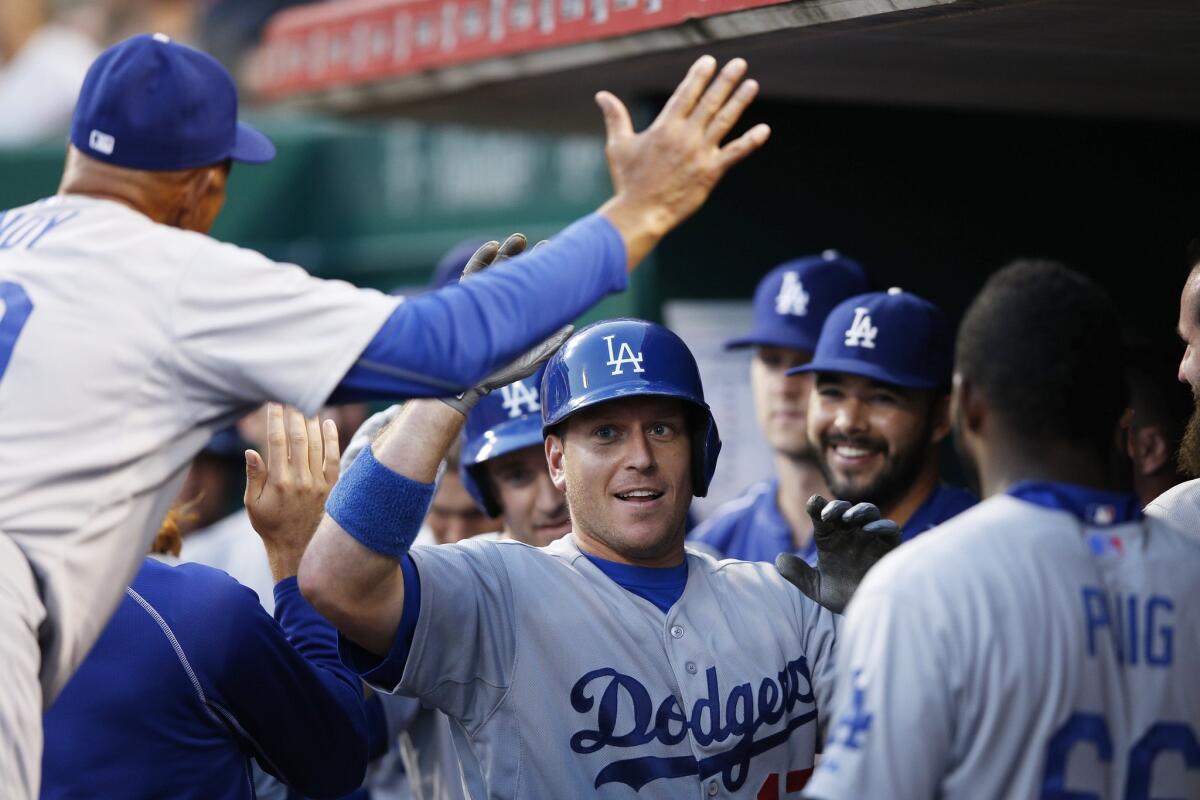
[{"left": 0, "top": 532, "right": 45, "bottom": 800}]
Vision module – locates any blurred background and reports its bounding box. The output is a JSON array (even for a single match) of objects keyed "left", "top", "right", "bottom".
[{"left": 3, "top": 0, "right": 1199, "bottom": 514}]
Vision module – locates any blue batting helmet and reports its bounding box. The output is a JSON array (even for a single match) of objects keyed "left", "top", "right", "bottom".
[
  {"left": 540, "top": 319, "right": 721, "bottom": 496},
  {"left": 460, "top": 366, "right": 547, "bottom": 516}
]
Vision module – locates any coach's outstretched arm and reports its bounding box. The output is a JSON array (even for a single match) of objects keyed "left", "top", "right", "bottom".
[{"left": 328, "top": 56, "right": 769, "bottom": 400}]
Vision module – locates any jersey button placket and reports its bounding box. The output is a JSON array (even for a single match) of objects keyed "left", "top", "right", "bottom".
[
  {"left": 706, "top": 778, "right": 719, "bottom": 796},
  {"left": 670, "top": 624, "right": 685, "bottom": 639}
]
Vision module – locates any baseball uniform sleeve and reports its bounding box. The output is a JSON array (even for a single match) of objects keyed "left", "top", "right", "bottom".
[
  {"left": 802, "top": 583, "right": 955, "bottom": 800},
  {"left": 793, "top": 592, "right": 838, "bottom": 735},
  {"left": 394, "top": 541, "right": 518, "bottom": 731},
  {"left": 193, "top": 572, "right": 370, "bottom": 798},
  {"left": 171, "top": 238, "right": 400, "bottom": 416}
]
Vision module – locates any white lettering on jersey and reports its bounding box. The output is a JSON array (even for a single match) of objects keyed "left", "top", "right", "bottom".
[
  {"left": 603, "top": 334, "right": 645, "bottom": 375},
  {"left": 843, "top": 308, "right": 878, "bottom": 349},
  {"left": 774, "top": 271, "right": 810, "bottom": 317},
  {"left": 499, "top": 379, "right": 540, "bottom": 418}
]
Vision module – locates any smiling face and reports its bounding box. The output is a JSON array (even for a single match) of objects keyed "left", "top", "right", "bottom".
[
  {"left": 751, "top": 345, "right": 816, "bottom": 459},
  {"left": 808, "top": 372, "right": 949, "bottom": 510},
  {"left": 546, "top": 396, "right": 693, "bottom": 566},
  {"left": 482, "top": 445, "right": 572, "bottom": 547}
]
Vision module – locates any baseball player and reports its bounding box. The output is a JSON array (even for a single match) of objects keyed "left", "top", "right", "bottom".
[
  {"left": 691, "top": 252, "right": 869, "bottom": 563},
  {"left": 803, "top": 261, "right": 1200, "bottom": 799},
  {"left": 0, "top": 32, "right": 768, "bottom": 795},
  {"left": 297, "top": 318, "right": 897, "bottom": 798},
  {"left": 1147, "top": 258, "right": 1200, "bottom": 526},
  {"left": 42, "top": 405, "right": 373, "bottom": 799},
  {"left": 791, "top": 288, "right": 976, "bottom": 538},
  {"left": 460, "top": 365, "right": 572, "bottom": 546}
]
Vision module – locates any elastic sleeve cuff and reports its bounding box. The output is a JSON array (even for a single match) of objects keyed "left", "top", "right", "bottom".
[{"left": 338, "top": 554, "right": 423, "bottom": 692}]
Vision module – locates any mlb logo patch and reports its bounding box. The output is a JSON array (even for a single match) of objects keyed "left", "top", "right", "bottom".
[
  {"left": 89, "top": 130, "right": 116, "bottom": 155},
  {"left": 1087, "top": 534, "right": 1124, "bottom": 558}
]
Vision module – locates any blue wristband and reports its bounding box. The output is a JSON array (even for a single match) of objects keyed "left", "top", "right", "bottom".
[{"left": 325, "top": 445, "right": 435, "bottom": 559}]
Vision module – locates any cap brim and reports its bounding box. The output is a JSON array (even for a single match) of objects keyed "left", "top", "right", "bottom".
[
  {"left": 787, "top": 356, "right": 941, "bottom": 389},
  {"left": 229, "top": 121, "right": 276, "bottom": 164},
  {"left": 724, "top": 332, "right": 818, "bottom": 352}
]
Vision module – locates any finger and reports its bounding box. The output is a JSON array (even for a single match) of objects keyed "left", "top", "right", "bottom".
[
  {"left": 864, "top": 519, "right": 902, "bottom": 547},
  {"left": 842, "top": 502, "right": 882, "bottom": 527},
  {"left": 494, "top": 233, "right": 527, "bottom": 265},
  {"left": 775, "top": 553, "right": 821, "bottom": 600},
  {"left": 322, "top": 418, "right": 341, "bottom": 484},
  {"left": 265, "top": 403, "right": 286, "bottom": 469},
  {"left": 805, "top": 494, "right": 829, "bottom": 526},
  {"left": 244, "top": 449, "right": 267, "bottom": 505},
  {"left": 706, "top": 78, "right": 759, "bottom": 144},
  {"left": 531, "top": 239, "right": 549, "bottom": 252},
  {"left": 691, "top": 58, "right": 747, "bottom": 125},
  {"left": 820, "top": 499, "right": 853, "bottom": 526},
  {"left": 658, "top": 55, "right": 717, "bottom": 121},
  {"left": 717, "top": 123, "right": 771, "bottom": 172},
  {"left": 306, "top": 416, "right": 324, "bottom": 481},
  {"left": 461, "top": 241, "right": 499, "bottom": 280},
  {"left": 285, "top": 407, "right": 311, "bottom": 482},
  {"left": 595, "top": 91, "right": 634, "bottom": 146}
]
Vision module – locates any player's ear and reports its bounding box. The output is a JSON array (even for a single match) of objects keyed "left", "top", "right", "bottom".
[
  {"left": 1130, "top": 425, "right": 1171, "bottom": 477},
  {"left": 929, "top": 391, "right": 953, "bottom": 444},
  {"left": 952, "top": 372, "right": 985, "bottom": 436},
  {"left": 545, "top": 432, "right": 567, "bottom": 492}
]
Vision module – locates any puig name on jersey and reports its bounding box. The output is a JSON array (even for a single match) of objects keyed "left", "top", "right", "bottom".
[{"left": 568, "top": 656, "right": 817, "bottom": 792}]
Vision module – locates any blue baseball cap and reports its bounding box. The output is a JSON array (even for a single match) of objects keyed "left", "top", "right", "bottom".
[
  {"left": 725, "top": 250, "right": 869, "bottom": 352},
  {"left": 788, "top": 288, "right": 954, "bottom": 390},
  {"left": 70, "top": 34, "right": 275, "bottom": 171}
]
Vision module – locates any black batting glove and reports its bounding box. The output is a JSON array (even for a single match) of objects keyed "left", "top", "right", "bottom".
[{"left": 775, "top": 495, "right": 901, "bottom": 614}]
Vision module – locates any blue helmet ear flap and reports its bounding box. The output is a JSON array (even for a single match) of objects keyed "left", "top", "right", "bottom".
[
  {"left": 459, "top": 460, "right": 502, "bottom": 518},
  {"left": 690, "top": 409, "right": 721, "bottom": 497}
]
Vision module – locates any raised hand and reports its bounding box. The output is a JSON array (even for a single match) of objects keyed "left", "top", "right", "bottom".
[
  {"left": 596, "top": 56, "right": 770, "bottom": 268},
  {"left": 245, "top": 404, "right": 341, "bottom": 580},
  {"left": 775, "top": 495, "right": 901, "bottom": 614}
]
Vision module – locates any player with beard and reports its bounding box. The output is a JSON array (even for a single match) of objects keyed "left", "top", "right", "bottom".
[
  {"left": 794, "top": 288, "right": 975, "bottom": 539},
  {"left": 1147, "top": 258, "right": 1200, "bottom": 527},
  {"left": 691, "top": 252, "right": 869, "bottom": 563}
]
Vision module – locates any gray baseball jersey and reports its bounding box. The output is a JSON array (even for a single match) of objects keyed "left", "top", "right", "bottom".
[
  {"left": 0, "top": 195, "right": 398, "bottom": 700},
  {"left": 369, "top": 534, "right": 839, "bottom": 799},
  {"left": 805, "top": 494, "right": 1200, "bottom": 800},
  {"left": 1145, "top": 478, "right": 1199, "bottom": 537}
]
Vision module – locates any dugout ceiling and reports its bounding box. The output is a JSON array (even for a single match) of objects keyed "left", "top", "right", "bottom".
[{"left": 254, "top": 0, "right": 1200, "bottom": 129}]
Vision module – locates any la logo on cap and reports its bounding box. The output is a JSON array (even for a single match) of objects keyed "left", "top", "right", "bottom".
[
  {"left": 844, "top": 307, "right": 878, "bottom": 349},
  {"left": 774, "top": 271, "right": 809, "bottom": 317},
  {"left": 604, "top": 335, "right": 645, "bottom": 376},
  {"left": 499, "top": 380, "right": 540, "bottom": 418}
]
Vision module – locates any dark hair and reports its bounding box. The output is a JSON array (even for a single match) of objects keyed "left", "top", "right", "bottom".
[{"left": 956, "top": 259, "right": 1127, "bottom": 454}]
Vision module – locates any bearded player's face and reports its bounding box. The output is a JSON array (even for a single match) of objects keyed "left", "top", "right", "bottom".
[{"left": 547, "top": 397, "right": 692, "bottom": 566}]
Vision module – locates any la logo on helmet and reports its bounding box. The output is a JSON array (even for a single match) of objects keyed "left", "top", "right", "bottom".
[
  {"left": 603, "top": 335, "right": 645, "bottom": 376},
  {"left": 499, "top": 379, "right": 541, "bottom": 418},
  {"left": 843, "top": 307, "right": 878, "bottom": 349},
  {"left": 775, "top": 271, "right": 809, "bottom": 317}
]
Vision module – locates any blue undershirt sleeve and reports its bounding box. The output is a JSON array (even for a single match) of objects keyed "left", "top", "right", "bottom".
[
  {"left": 205, "top": 576, "right": 369, "bottom": 799},
  {"left": 329, "top": 214, "right": 627, "bottom": 403},
  {"left": 339, "top": 555, "right": 423, "bottom": 693}
]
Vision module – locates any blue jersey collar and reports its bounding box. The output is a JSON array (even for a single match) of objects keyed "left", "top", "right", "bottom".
[
  {"left": 582, "top": 552, "right": 689, "bottom": 614},
  {"left": 1006, "top": 481, "right": 1143, "bottom": 526}
]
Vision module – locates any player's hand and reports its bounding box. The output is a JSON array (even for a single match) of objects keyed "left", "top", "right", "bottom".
[
  {"left": 245, "top": 404, "right": 341, "bottom": 580},
  {"left": 775, "top": 495, "right": 901, "bottom": 614},
  {"left": 461, "top": 233, "right": 529, "bottom": 278},
  {"left": 596, "top": 56, "right": 769, "bottom": 269}
]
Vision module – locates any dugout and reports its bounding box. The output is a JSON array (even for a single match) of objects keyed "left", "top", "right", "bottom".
[{"left": 3, "top": 0, "right": 1198, "bottom": 505}]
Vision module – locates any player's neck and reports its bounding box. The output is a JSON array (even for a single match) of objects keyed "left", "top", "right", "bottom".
[
  {"left": 773, "top": 453, "right": 825, "bottom": 549},
  {"left": 573, "top": 528, "right": 686, "bottom": 568},
  {"left": 978, "top": 440, "right": 1116, "bottom": 499},
  {"left": 881, "top": 457, "right": 940, "bottom": 528}
]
